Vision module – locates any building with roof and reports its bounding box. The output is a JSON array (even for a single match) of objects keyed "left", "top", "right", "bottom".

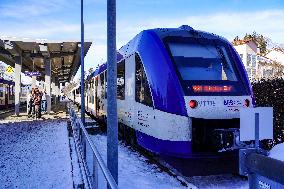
[
  {"left": 233, "top": 39, "right": 258, "bottom": 81},
  {"left": 233, "top": 40, "right": 284, "bottom": 81},
  {"left": 0, "top": 37, "right": 92, "bottom": 115}
]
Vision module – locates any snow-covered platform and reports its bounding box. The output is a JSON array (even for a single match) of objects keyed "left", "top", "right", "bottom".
[
  {"left": 0, "top": 102, "right": 69, "bottom": 123},
  {"left": 0, "top": 120, "right": 74, "bottom": 188}
]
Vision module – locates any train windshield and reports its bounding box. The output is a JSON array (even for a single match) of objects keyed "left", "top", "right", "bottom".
[
  {"left": 168, "top": 43, "right": 237, "bottom": 81},
  {"left": 164, "top": 37, "right": 250, "bottom": 95}
]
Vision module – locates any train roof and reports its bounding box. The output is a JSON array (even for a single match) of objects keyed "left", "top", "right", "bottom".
[{"left": 88, "top": 25, "right": 231, "bottom": 79}]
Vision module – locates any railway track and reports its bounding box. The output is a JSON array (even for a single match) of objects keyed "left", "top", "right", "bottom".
[
  {"left": 80, "top": 103, "right": 247, "bottom": 188},
  {"left": 85, "top": 121, "right": 247, "bottom": 188}
]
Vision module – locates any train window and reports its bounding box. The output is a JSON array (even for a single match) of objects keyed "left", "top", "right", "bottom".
[
  {"left": 78, "top": 86, "right": 81, "bottom": 94},
  {"left": 168, "top": 43, "right": 237, "bottom": 81},
  {"left": 92, "top": 95, "right": 94, "bottom": 104},
  {"left": 135, "top": 53, "right": 153, "bottom": 107},
  {"left": 100, "top": 72, "right": 105, "bottom": 98},
  {"left": 117, "top": 60, "right": 125, "bottom": 100},
  {"left": 10, "top": 85, "right": 14, "bottom": 100},
  {"left": 0, "top": 84, "right": 3, "bottom": 97},
  {"left": 95, "top": 77, "right": 98, "bottom": 86}
]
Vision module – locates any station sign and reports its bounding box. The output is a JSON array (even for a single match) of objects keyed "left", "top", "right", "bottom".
[
  {"left": 6, "top": 66, "right": 14, "bottom": 74},
  {"left": 24, "top": 71, "right": 41, "bottom": 77}
]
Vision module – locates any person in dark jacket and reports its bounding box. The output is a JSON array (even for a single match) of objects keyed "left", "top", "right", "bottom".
[
  {"left": 34, "top": 88, "right": 42, "bottom": 118},
  {"left": 28, "top": 88, "right": 35, "bottom": 117}
]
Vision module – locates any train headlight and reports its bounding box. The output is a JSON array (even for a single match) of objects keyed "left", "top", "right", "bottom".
[
  {"left": 244, "top": 99, "right": 250, "bottom": 107},
  {"left": 189, "top": 100, "right": 198, "bottom": 109}
]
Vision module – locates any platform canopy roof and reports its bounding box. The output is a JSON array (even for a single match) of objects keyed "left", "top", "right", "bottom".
[{"left": 0, "top": 37, "right": 92, "bottom": 83}]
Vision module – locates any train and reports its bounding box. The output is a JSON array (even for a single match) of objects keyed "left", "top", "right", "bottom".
[
  {"left": 0, "top": 78, "right": 15, "bottom": 109},
  {"left": 68, "top": 25, "right": 254, "bottom": 158}
]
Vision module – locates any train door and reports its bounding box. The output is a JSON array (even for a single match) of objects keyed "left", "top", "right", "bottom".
[
  {"left": 0, "top": 84, "right": 4, "bottom": 107},
  {"left": 133, "top": 53, "right": 154, "bottom": 131},
  {"left": 99, "top": 71, "right": 107, "bottom": 117},
  {"left": 10, "top": 85, "right": 14, "bottom": 105},
  {"left": 90, "top": 79, "right": 95, "bottom": 114},
  {"left": 97, "top": 72, "right": 105, "bottom": 117},
  {"left": 5, "top": 85, "right": 8, "bottom": 108},
  {"left": 95, "top": 77, "right": 98, "bottom": 116},
  {"left": 124, "top": 54, "right": 136, "bottom": 128},
  {"left": 86, "top": 84, "right": 89, "bottom": 111}
]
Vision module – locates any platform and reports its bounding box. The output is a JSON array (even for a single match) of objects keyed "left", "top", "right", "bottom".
[
  {"left": 0, "top": 119, "right": 74, "bottom": 188},
  {"left": 0, "top": 102, "right": 93, "bottom": 188},
  {"left": 0, "top": 102, "right": 69, "bottom": 122}
]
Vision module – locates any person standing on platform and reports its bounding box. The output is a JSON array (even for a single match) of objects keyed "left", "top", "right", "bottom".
[
  {"left": 27, "top": 88, "right": 34, "bottom": 117},
  {"left": 34, "top": 88, "right": 42, "bottom": 119},
  {"left": 41, "top": 90, "right": 47, "bottom": 113}
]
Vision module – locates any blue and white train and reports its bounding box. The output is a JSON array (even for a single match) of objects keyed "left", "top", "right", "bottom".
[
  {"left": 70, "top": 25, "right": 254, "bottom": 158},
  {"left": 0, "top": 78, "right": 15, "bottom": 109}
]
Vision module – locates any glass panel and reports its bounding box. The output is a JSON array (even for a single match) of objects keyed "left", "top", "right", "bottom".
[
  {"left": 100, "top": 72, "right": 105, "bottom": 99},
  {"left": 240, "top": 54, "right": 243, "bottom": 60},
  {"left": 247, "top": 54, "right": 251, "bottom": 66},
  {"left": 246, "top": 68, "right": 252, "bottom": 76},
  {"left": 263, "top": 69, "right": 273, "bottom": 78},
  {"left": 168, "top": 43, "right": 237, "bottom": 81},
  {"left": 117, "top": 60, "right": 125, "bottom": 100},
  {"left": 105, "top": 71, "right": 107, "bottom": 98},
  {"left": 0, "top": 84, "right": 3, "bottom": 97},
  {"left": 252, "top": 55, "right": 256, "bottom": 67},
  {"left": 135, "top": 54, "right": 153, "bottom": 107}
]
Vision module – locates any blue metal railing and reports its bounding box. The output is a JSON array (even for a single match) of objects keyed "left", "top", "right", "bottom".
[
  {"left": 68, "top": 103, "right": 118, "bottom": 189},
  {"left": 239, "top": 110, "right": 284, "bottom": 189},
  {"left": 240, "top": 149, "right": 284, "bottom": 189}
]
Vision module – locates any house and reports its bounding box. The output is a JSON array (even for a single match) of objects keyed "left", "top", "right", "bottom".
[
  {"left": 233, "top": 39, "right": 258, "bottom": 81},
  {"left": 233, "top": 39, "right": 284, "bottom": 81}
]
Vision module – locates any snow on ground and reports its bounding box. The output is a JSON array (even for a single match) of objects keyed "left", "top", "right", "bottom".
[
  {"left": 0, "top": 120, "right": 73, "bottom": 189},
  {"left": 69, "top": 137, "right": 83, "bottom": 186},
  {"left": 269, "top": 142, "right": 284, "bottom": 161},
  {"left": 90, "top": 134, "right": 196, "bottom": 189},
  {"left": 186, "top": 174, "right": 248, "bottom": 189}
]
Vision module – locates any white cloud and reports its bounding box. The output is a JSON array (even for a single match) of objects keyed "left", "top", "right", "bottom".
[
  {"left": 84, "top": 43, "right": 106, "bottom": 70},
  {"left": 2, "top": 8, "right": 283, "bottom": 75},
  {"left": 0, "top": 0, "right": 69, "bottom": 18},
  {"left": 116, "top": 9, "right": 284, "bottom": 44},
  {"left": 79, "top": 9, "right": 284, "bottom": 76}
]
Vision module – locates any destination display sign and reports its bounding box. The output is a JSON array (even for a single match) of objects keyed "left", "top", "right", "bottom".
[{"left": 24, "top": 71, "right": 41, "bottom": 77}]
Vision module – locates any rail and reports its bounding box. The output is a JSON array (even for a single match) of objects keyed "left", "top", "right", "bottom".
[{"left": 68, "top": 103, "right": 118, "bottom": 189}]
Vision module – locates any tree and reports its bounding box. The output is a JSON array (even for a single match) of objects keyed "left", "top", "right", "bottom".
[
  {"left": 233, "top": 32, "right": 268, "bottom": 54},
  {"left": 233, "top": 36, "right": 239, "bottom": 42}
]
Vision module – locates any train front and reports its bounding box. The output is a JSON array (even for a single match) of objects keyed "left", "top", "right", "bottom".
[{"left": 163, "top": 29, "right": 253, "bottom": 156}]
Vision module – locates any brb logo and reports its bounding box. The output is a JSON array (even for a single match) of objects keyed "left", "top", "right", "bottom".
[
  {"left": 258, "top": 180, "right": 271, "bottom": 189},
  {"left": 224, "top": 99, "right": 242, "bottom": 107}
]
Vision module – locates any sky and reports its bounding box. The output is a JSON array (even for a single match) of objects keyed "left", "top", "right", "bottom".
[{"left": 1, "top": 0, "right": 284, "bottom": 79}]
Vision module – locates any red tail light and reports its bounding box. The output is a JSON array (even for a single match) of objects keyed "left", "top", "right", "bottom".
[
  {"left": 189, "top": 100, "right": 198, "bottom": 109},
  {"left": 244, "top": 99, "right": 250, "bottom": 107}
]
